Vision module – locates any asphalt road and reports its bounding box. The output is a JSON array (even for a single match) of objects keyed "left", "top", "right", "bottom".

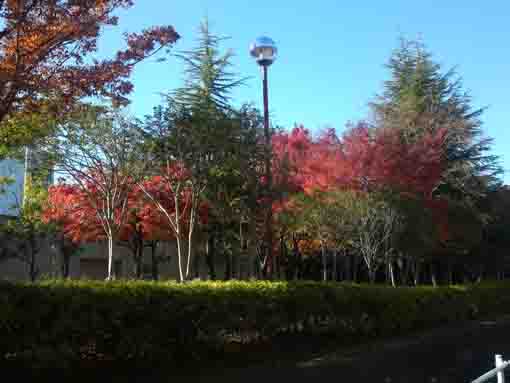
[{"left": 176, "top": 317, "right": 510, "bottom": 383}]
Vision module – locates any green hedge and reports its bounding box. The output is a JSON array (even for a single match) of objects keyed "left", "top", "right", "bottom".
[{"left": 1, "top": 280, "right": 510, "bottom": 366}]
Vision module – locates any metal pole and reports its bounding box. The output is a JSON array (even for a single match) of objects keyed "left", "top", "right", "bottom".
[
  {"left": 497, "top": 354, "right": 505, "bottom": 383},
  {"left": 471, "top": 357, "right": 510, "bottom": 383},
  {"left": 262, "top": 64, "right": 273, "bottom": 278}
]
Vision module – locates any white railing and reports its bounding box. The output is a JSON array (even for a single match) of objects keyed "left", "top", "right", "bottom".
[{"left": 471, "top": 355, "right": 510, "bottom": 383}]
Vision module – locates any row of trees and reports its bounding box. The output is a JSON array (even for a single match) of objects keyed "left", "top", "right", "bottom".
[
  {"left": 268, "top": 40, "right": 504, "bottom": 285},
  {"left": 0, "top": 4, "right": 506, "bottom": 284}
]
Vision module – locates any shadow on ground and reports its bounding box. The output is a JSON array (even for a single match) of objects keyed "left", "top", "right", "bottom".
[{"left": 5, "top": 317, "right": 510, "bottom": 383}]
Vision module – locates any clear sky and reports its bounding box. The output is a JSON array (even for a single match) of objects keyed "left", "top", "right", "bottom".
[{"left": 98, "top": 1, "right": 510, "bottom": 183}]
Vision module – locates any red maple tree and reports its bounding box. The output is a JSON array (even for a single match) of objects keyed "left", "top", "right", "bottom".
[
  {"left": 341, "top": 123, "right": 447, "bottom": 197},
  {"left": 0, "top": 1, "right": 180, "bottom": 121},
  {"left": 45, "top": 170, "right": 209, "bottom": 279}
]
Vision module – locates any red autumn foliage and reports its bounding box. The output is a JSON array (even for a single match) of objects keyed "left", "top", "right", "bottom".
[
  {"left": 44, "top": 172, "right": 209, "bottom": 246},
  {"left": 0, "top": 1, "right": 180, "bottom": 121},
  {"left": 272, "top": 125, "right": 342, "bottom": 196},
  {"left": 271, "top": 123, "right": 447, "bottom": 247},
  {"left": 341, "top": 123, "right": 447, "bottom": 197},
  {"left": 44, "top": 181, "right": 106, "bottom": 243},
  {"left": 43, "top": 182, "right": 100, "bottom": 243},
  {"left": 118, "top": 184, "right": 170, "bottom": 244},
  {"left": 272, "top": 123, "right": 446, "bottom": 199},
  {"left": 140, "top": 172, "right": 208, "bottom": 234}
]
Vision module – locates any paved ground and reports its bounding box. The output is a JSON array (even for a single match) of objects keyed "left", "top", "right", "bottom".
[
  {"left": 9, "top": 317, "right": 510, "bottom": 382},
  {"left": 176, "top": 317, "right": 510, "bottom": 383}
]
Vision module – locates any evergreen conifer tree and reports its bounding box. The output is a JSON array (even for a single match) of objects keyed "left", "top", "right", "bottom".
[{"left": 371, "top": 38, "right": 501, "bottom": 201}]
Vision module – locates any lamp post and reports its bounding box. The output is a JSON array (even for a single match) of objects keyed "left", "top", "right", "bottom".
[{"left": 250, "top": 36, "right": 277, "bottom": 278}]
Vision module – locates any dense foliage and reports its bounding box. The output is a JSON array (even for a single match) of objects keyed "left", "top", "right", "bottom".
[
  {"left": 0, "top": 16, "right": 506, "bottom": 285},
  {"left": 0, "top": 1, "right": 179, "bottom": 157},
  {"left": 1, "top": 280, "right": 510, "bottom": 366}
]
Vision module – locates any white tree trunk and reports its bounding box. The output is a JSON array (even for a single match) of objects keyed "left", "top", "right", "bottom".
[
  {"left": 107, "top": 235, "right": 114, "bottom": 280},
  {"left": 186, "top": 231, "right": 194, "bottom": 280},
  {"left": 413, "top": 259, "right": 421, "bottom": 286},
  {"left": 174, "top": 192, "right": 185, "bottom": 283},
  {"left": 176, "top": 236, "right": 184, "bottom": 283},
  {"left": 389, "top": 260, "right": 396, "bottom": 287},
  {"left": 363, "top": 253, "right": 377, "bottom": 283},
  {"left": 185, "top": 200, "right": 196, "bottom": 280}
]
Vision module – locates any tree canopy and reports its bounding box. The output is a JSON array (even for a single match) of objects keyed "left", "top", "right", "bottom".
[{"left": 0, "top": 0, "right": 179, "bottom": 155}]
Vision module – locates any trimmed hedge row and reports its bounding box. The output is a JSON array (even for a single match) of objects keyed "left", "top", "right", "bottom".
[{"left": 1, "top": 280, "right": 510, "bottom": 366}]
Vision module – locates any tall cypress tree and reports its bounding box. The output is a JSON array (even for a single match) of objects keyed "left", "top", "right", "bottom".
[
  {"left": 371, "top": 38, "right": 501, "bottom": 201},
  {"left": 173, "top": 18, "right": 244, "bottom": 114},
  {"left": 145, "top": 19, "right": 264, "bottom": 279},
  {"left": 168, "top": 18, "right": 251, "bottom": 172}
]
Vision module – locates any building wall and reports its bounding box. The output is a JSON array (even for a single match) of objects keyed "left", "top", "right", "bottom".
[
  {"left": 0, "top": 152, "right": 59, "bottom": 281},
  {"left": 0, "top": 159, "right": 24, "bottom": 217},
  {"left": 0, "top": 233, "right": 258, "bottom": 282},
  {"left": 0, "top": 233, "right": 82, "bottom": 281},
  {"left": 0, "top": 150, "right": 53, "bottom": 217},
  {"left": 77, "top": 240, "right": 216, "bottom": 280}
]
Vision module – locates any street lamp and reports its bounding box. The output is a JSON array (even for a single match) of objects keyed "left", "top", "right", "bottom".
[
  {"left": 250, "top": 36, "right": 278, "bottom": 66},
  {"left": 250, "top": 36, "right": 277, "bottom": 278}
]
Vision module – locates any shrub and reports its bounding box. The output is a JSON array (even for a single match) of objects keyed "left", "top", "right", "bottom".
[{"left": 0, "top": 280, "right": 508, "bottom": 366}]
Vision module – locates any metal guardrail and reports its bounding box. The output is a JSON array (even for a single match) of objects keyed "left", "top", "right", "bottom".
[{"left": 471, "top": 355, "right": 510, "bottom": 383}]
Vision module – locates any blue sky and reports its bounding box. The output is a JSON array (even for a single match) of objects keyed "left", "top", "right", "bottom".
[{"left": 98, "top": 1, "right": 510, "bottom": 182}]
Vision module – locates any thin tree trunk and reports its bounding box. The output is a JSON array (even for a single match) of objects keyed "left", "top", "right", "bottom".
[
  {"left": 150, "top": 242, "right": 159, "bottom": 281},
  {"left": 401, "top": 256, "right": 412, "bottom": 286},
  {"left": 321, "top": 242, "right": 327, "bottom": 282},
  {"left": 448, "top": 258, "right": 453, "bottom": 285},
  {"left": 176, "top": 237, "right": 185, "bottom": 282},
  {"left": 135, "top": 242, "right": 143, "bottom": 279},
  {"left": 363, "top": 253, "right": 377, "bottom": 284},
  {"left": 239, "top": 221, "right": 244, "bottom": 280},
  {"left": 413, "top": 259, "right": 421, "bottom": 286},
  {"left": 62, "top": 253, "right": 70, "bottom": 279},
  {"left": 174, "top": 192, "right": 185, "bottom": 283},
  {"left": 389, "top": 260, "right": 396, "bottom": 287},
  {"left": 185, "top": 200, "right": 197, "bottom": 280},
  {"left": 276, "top": 244, "right": 282, "bottom": 281},
  {"left": 260, "top": 244, "right": 269, "bottom": 280},
  {"left": 29, "top": 238, "right": 37, "bottom": 282},
  {"left": 139, "top": 181, "right": 185, "bottom": 281},
  {"left": 430, "top": 261, "right": 437, "bottom": 287},
  {"left": 107, "top": 234, "right": 114, "bottom": 280},
  {"left": 238, "top": 239, "right": 243, "bottom": 280},
  {"left": 477, "top": 263, "right": 484, "bottom": 283},
  {"left": 292, "top": 238, "right": 299, "bottom": 280},
  {"left": 333, "top": 250, "right": 338, "bottom": 282},
  {"left": 186, "top": 232, "right": 194, "bottom": 280},
  {"left": 30, "top": 257, "right": 37, "bottom": 282},
  {"left": 368, "top": 267, "right": 376, "bottom": 284},
  {"left": 206, "top": 233, "right": 216, "bottom": 280},
  {"left": 225, "top": 252, "right": 232, "bottom": 281},
  {"left": 353, "top": 255, "right": 359, "bottom": 283}
]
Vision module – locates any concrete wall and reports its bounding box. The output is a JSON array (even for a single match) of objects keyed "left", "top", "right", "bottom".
[
  {"left": 0, "top": 234, "right": 258, "bottom": 281},
  {"left": 77, "top": 240, "right": 255, "bottom": 281},
  {"left": 0, "top": 233, "right": 81, "bottom": 281}
]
